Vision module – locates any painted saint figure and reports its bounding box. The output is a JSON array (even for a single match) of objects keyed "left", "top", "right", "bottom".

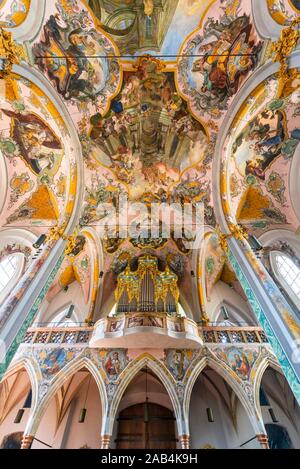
[
  {"left": 1, "top": 109, "right": 62, "bottom": 175},
  {"left": 105, "top": 351, "right": 122, "bottom": 377}
]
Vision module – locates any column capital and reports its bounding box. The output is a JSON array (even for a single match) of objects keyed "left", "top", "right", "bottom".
[
  {"left": 256, "top": 433, "right": 269, "bottom": 449},
  {"left": 21, "top": 434, "right": 34, "bottom": 450},
  {"left": 100, "top": 434, "right": 111, "bottom": 449},
  {"left": 178, "top": 434, "right": 190, "bottom": 449}
]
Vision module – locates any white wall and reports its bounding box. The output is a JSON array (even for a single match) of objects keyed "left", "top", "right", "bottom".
[
  {"left": 0, "top": 370, "right": 32, "bottom": 447},
  {"left": 31, "top": 372, "right": 102, "bottom": 449},
  {"left": 206, "top": 281, "right": 257, "bottom": 324},
  {"left": 189, "top": 370, "right": 260, "bottom": 449},
  {"left": 36, "top": 281, "right": 89, "bottom": 324}
]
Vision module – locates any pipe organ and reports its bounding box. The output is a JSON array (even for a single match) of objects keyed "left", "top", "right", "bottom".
[{"left": 115, "top": 255, "right": 179, "bottom": 315}]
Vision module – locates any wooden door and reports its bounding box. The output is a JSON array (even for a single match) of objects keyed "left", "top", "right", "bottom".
[{"left": 116, "top": 403, "right": 177, "bottom": 449}]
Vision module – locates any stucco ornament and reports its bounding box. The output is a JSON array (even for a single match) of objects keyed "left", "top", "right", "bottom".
[
  {"left": 0, "top": 28, "right": 24, "bottom": 77},
  {"left": 272, "top": 18, "right": 300, "bottom": 78}
]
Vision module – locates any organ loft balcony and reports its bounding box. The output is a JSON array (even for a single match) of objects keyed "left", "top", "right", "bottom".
[
  {"left": 22, "top": 255, "right": 268, "bottom": 350},
  {"left": 90, "top": 312, "right": 202, "bottom": 349},
  {"left": 90, "top": 254, "right": 202, "bottom": 348}
]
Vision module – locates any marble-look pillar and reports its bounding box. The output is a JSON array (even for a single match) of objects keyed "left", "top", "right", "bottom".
[
  {"left": 100, "top": 434, "right": 111, "bottom": 449},
  {"left": 227, "top": 236, "right": 300, "bottom": 405},
  {"left": 178, "top": 434, "right": 190, "bottom": 449},
  {"left": 21, "top": 434, "right": 34, "bottom": 450},
  {"left": 256, "top": 434, "right": 270, "bottom": 449},
  {"left": 0, "top": 239, "right": 66, "bottom": 380}
]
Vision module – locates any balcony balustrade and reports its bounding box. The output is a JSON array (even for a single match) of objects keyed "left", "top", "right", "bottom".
[{"left": 21, "top": 316, "right": 268, "bottom": 348}]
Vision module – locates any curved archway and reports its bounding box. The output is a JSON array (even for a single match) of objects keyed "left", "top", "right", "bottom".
[
  {"left": 265, "top": 423, "right": 294, "bottom": 449},
  {"left": 113, "top": 374, "right": 177, "bottom": 449},
  {"left": 259, "top": 229, "right": 300, "bottom": 256},
  {"left": 212, "top": 301, "right": 258, "bottom": 326},
  {"left": 186, "top": 361, "right": 260, "bottom": 448},
  {"left": 108, "top": 354, "right": 181, "bottom": 446},
  {"left": 29, "top": 359, "right": 107, "bottom": 449},
  {"left": 37, "top": 230, "right": 99, "bottom": 325},
  {"left": 0, "top": 361, "right": 37, "bottom": 446},
  {"left": 257, "top": 363, "right": 300, "bottom": 448},
  {"left": 183, "top": 355, "right": 262, "bottom": 447},
  {"left": 43, "top": 304, "right": 80, "bottom": 327}
]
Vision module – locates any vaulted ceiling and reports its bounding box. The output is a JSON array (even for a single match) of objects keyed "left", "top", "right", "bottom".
[{"left": 0, "top": 0, "right": 299, "bottom": 319}]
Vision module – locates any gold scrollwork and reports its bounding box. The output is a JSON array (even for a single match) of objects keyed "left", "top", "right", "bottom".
[
  {"left": 216, "top": 223, "right": 249, "bottom": 253},
  {"left": 0, "top": 28, "right": 24, "bottom": 78},
  {"left": 272, "top": 18, "right": 300, "bottom": 79},
  {"left": 63, "top": 229, "right": 80, "bottom": 256},
  {"left": 46, "top": 223, "right": 67, "bottom": 243}
]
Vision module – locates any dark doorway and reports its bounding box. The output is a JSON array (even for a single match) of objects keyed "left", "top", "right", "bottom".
[
  {"left": 0, "top": 432, "right": 23, "bottom": 449},
  {"left": 265, "top": 424, "right": 293, "bottom": 449},
  {"left": 116, "top": 402, "right": 177, "bottom": 449}
]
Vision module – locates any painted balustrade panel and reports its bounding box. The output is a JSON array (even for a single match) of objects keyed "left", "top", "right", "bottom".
[{"left": 22, "top": 324, "right": 267, "bottom": 346}]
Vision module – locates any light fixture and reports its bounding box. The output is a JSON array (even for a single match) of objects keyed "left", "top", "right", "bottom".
[
  {"left": 14, "top": 408, "right": 24, "bottom": 423},
  {"left": 78, "top": 408, "right": 87, "bottom": 423},
  {"left": 33, "top": 234, "right": 46, "bottom": 249},
  {"left": 221, "top": 305, "right": 229, "bottom": 320},
  {"left": 65, "top": 304, "right": 75, "bottom": 319},
  {"left": 206, "top": 407, "right": 214, "bottom": 423},
  {"left": 79, "top": 375, "right": 91, "bottom": 423},
  {"left": 248, "top": 235, "right": 263, "bottom": 252},
  {"left": 269, "top": 408, "right": 279, "bottom": 423}
]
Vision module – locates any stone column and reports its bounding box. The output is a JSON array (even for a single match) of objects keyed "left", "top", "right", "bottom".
[
  {"left": 226, "top": 235, "right": 300, "bottom": 405},
  {"left": 21, "top": 434, "right": 34, "bottom": 449},
  {"left": 0, "top": 237, "right": 66, "bottom": 380},
  {"left": 178, "top": 434, "right": 190, "bottom": 449},
  {"left": 100, "top": 434, "right": 111, "bottom": 449},
  {"left": 256, "top": 434, "right": 269, "bottom": 449}
]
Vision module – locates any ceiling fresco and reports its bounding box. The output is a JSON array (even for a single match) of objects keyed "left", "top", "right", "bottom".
[
  {"left": 0, "top": 72, "right": 75, "bottom": 228},
  {"left": 87, "top": 0, "right": 215, "bottom": 58},
  {"left": 0, "top": 0, "right": 299, "bottom": 319},
  {"left": 177, "top": 0, "right": 263, "bottom": 122},
  {"left": 84, "top": 56, "right": 210, "bottom": 198},
  {"left": 32, "top": 0, "right": 121, "bottom": 114},
  {"left": 47, "top": 234, "right": 92, "bottom": 306},
  {"left": 224, "top": 71, "right": 300, "bottom": 236},
  {"left": 0, "top": 0, "right": 31, "bottom": 28},
  {"left": 204, "top": 233, "right": 246, "bottom": 302},
  {"left": 267, "top": 0, "right": 300, "bottom": 24}
]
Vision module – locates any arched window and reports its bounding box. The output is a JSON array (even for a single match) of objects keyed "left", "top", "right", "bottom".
[
  {"left": 270, "top": 251, "right": 300, "bottom": 309},
  {"left": 0, "top": 255, "right": 18, "bottom": 291},
  {"left": 0, "top": 253, "right": 24, "bottom": 301}
]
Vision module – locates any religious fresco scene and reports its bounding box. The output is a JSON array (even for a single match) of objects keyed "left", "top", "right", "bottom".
[{"left": 0, "top": 0, "right": 300, "bottom": 452}]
